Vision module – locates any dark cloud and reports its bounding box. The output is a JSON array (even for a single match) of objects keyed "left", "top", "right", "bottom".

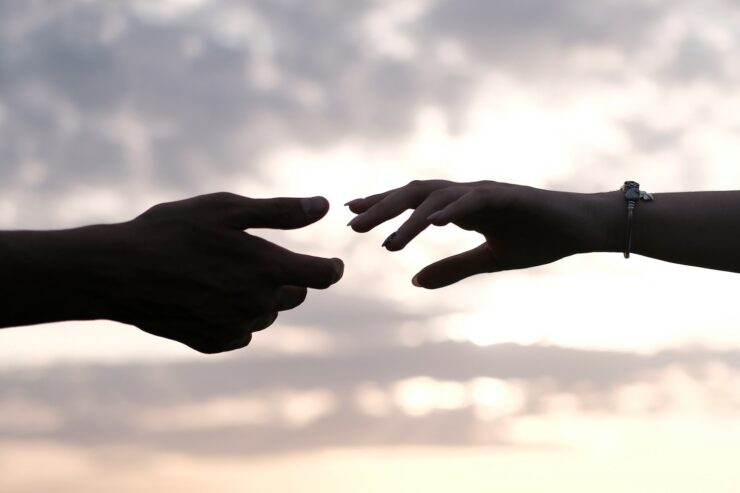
[
  {"left": 417, "top": 0, "right": 660, "bottom": 68},
  {"left": 665, "top": 35, "right": 730, "bottom": 82}
]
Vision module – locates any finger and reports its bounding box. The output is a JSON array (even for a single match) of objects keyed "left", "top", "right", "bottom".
[
  {"left": 225, "top": 195, "right": 330, "bottom": 230},
  {"left": 274, "top": 285, "right": 308, "bottom": 311},
  {"left": 223, "top": 331, "right": 253, "bottom": 352},
  {"left": 413, "top": 243, "right": 498, "bottom": 289},
  {"left": 270, "top": 246, "right": 345, "bottom": 289},
  {"left": 187, "top": 329, "right": 254, "bottom": 355},
  {"left": 382, "top": 188, "right": 468, "bottom": 251},
  {"left": 221, "top": 311, "right": 279, "bottom": 351},
  {"left": 245, "top": 311, "right": 279, "bottom": 333},
  {"left": 428, "top": 189, "right": 507, "bottom": 226},
  {"left": 348, "top": 188, "right": 427, "bottom": 233},
  {"left": 219, "top": 311, "right": 277, "bottom": 352},
  {"left": 427, "top": 189, "right": 491, "bottom": 226},
  {"left": 349, "top": 180, "right": 458, "bottom": 232},
  {"left": 345, "top": 189, "right": 397, "bottom": 214}
]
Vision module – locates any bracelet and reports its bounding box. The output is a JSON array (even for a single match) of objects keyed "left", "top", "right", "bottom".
[{"left": 621, "top": 181, "right": 654, "bottom": 259}]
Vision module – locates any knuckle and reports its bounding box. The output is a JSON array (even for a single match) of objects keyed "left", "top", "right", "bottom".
[
  {"left": 140, "top": 202, "right": 170, "bottom": 218},
  {"left": 217, "top": 192, "right": 251, "bottom": 213},
  {"left": 407, "top": 179, "right": 425, "bottom": 189},
  {"left": 211, "top": 191, "right": 241, "bottom": 203},
  {"left": 471, "top": 187, "right": 489, "bottom": 199}
]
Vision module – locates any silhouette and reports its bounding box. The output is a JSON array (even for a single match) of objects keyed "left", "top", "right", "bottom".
[
  {"left": 0, "top": 193, "right": 344, "bottom": 353},
  {"left": 347, "top": 179, "right": 740, "bottom": 287}
]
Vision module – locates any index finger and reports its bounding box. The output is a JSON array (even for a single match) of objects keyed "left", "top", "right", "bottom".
[{"left": 227, "top": 196, "right": 330, "bottom": 230}]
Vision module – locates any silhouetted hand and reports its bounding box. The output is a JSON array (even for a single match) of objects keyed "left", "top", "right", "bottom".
[
  {"left": 347, "top": 180, "right": 620, "bottom": 288},
  {"left": 102, "top": 192, "right": 344, "bottom": 353}
]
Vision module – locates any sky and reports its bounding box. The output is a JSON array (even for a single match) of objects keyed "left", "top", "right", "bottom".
[{"left": 1, "top": 0, "right": 740, "bottom": 491}]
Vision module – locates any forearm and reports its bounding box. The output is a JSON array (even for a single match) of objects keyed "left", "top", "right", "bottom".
[
  {"left": 0, "top": 225, "right": 122, "bottom": 328},
  {"left": 587, "top": 190, "right": 740, "bottom": 273}
]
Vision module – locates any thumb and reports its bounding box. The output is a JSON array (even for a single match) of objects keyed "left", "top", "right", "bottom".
[
  {"left": 228, "top": 196, "right": 330, "bottom": 230},
  {"left": 412, "top": 243, "right": 498, "bottom": 289}
]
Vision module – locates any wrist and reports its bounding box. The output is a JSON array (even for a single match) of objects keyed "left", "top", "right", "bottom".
[
  {"left": 576, "top": 191, "right": 626, "bottom": 254},
  {"left": 0, "top": 224, "right": 129, "bottom": 326}
]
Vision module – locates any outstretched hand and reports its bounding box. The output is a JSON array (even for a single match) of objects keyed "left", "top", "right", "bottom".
[
  {"left": 347, "top": 180, "right": 619, "bottom": 288},
  {"left": 111, "top": 192, "right": 344, "bottom": 353}
]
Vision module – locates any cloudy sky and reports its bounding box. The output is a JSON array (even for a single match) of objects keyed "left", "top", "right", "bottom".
[{"left": 2, "top": 0, "right": 740, "bottom": 491}]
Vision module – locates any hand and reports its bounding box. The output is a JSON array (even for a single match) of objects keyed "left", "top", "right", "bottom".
[
  {"left": 347, "top": 180, "right": 620, "bottom": 288},
  {"left": 107, "top": 192, "right": 344, "bottom": 353}
]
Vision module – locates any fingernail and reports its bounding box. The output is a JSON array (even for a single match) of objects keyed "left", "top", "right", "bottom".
[
  {"left": 412, "top": 275, "right": 421, "bottom": 287},
  {"left": 382, "top": 232, "right": 397, "bottom": 249},
  {"left": 301, "top": 197, "right": 327, "bottom": 218},
  {"left": 347, "top": 216, "right": 360, "bottom": 228}
]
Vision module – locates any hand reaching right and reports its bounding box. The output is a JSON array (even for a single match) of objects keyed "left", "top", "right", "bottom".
[{"left": 112, "top": 193, "right": 344, "bottom": 353}]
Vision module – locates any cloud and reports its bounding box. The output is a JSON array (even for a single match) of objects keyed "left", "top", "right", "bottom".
[
  {"left": 0, "top": 0, "right": 736, "bottom": 229},
  {"left": 3, "top": 0, "right": 731, "bottom": 200},
  {"left": 416, "top": 0, "right": 660, "bottom": 68},
  {"left": 2, "top": 343, "right": 740, "bottom": 455},
  {"left": 0, "top": 0, "right": 425, "bottom": 198},
  {"left": 2, "top": 0, "right": 740, "bottom": 464}
]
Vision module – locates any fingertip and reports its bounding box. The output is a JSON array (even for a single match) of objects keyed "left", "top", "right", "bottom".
[
  {"left": 384, "top": 241, "right": 405, "bottom": 252},
  {"left": 301, "top": 196, "right": 330, "bottom": 220},
  {"left": 297, "top": 286, "right": 309, "bottom": 304},
  {"left": 381, "top": 232, "right": 397, "bottom": 249},
  {"left": 412, "top": 271, "right": 446, "bottom": 289},
  {"left": 314, "top": 258, "right": 345, "bottom": 289},
  {"left": 227, "top": 332, "right": 253, "bottom": 351},
  {"left": 348, "top": 217, "right": 371, "bottom": 233},
  {"left": 249, "top": 312, "right": 279, "bottom": 332},
  {"left": 276, "top": 285, "right": 308, "bottom": 311},
  {"left": 348, "top": 202, "right": 368, "bottom": 214},
  {"left": 332, "top": 257, "right": 345, "bottom": 283}
]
